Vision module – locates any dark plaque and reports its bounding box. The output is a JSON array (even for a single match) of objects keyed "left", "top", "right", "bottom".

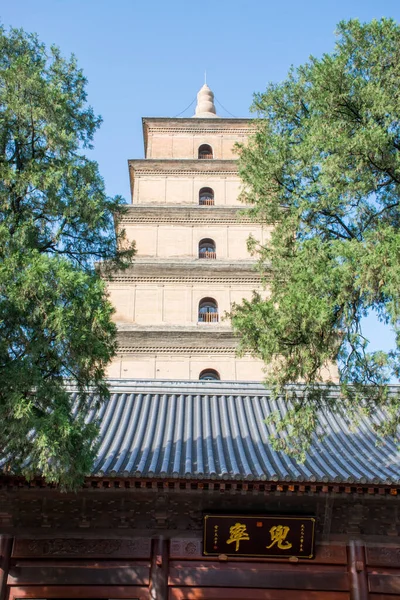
[{"left": 204, "top": 515, "right": 315, "bottom": 559}]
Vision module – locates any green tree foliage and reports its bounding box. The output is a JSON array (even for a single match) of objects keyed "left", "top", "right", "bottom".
[
  {"left": 0, "top": 27, "right": 134, "bottom": 487},
  {"left": 231, "top": 18, "right": 400, "bottom": 457}
]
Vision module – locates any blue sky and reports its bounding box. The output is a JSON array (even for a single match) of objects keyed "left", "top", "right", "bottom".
[
  {"left": 2, "top": 0, "right": 399, "bottom": 363},
  {"left": 2, "top": 0, "right": 399, "bottom": 199}
]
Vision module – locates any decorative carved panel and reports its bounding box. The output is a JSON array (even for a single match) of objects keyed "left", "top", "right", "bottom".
[
  {"left": 12, "top": 537, "right": 151, "bottom": 558},
  {"left": 110, "top": 277, "right": 261, "bottom": 285},
  {"left": 314, "top": 544, "right": 347, "bottom": 564},
  {"left": 117, "top": 346, "right": 236, "bottom": 356},
  {"left": 366, "top": 545, "right": 400, "bottom": 567},
  {"left": 146, "top": 128, "right": 253, "bottom": 135},
  {"left": 170, "top": 538, "right": 203, "bottom": 559}
]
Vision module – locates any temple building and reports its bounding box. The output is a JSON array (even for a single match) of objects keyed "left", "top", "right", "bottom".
[{"left": 1, "top": 85, "right": 400, "bottom": 600}]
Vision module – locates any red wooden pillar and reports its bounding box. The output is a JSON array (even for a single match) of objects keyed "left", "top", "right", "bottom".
[
  {"left": 0, "top": 537, "right": 13, "bottom": 600},
  {"left": 347, "top": 539, "right": 368, "bottom": 600},
  {"left": 149, "top": 537, "right": 169, "bottom": 600}
]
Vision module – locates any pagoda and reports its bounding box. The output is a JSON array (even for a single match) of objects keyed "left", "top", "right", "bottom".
[{"left": 107, "top": 84, "right": 267, "bottom": 381}]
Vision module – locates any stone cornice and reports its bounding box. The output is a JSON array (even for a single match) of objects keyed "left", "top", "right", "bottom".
[
  {"left": 120, "top": 205, "right": 253, "bottom": 224},
  {"left": 117, "top": 332, "right": 238, "bottom": 357},
  {"left": 117, "top": 345, "right": 237, "bottom": 356},
  {"left": 111, "top": 275, "right": 261, "bottom": 285},
  {"left": 129, "top": 158, "right": 238, "bottom": 174},
  {"left": 117, "top": 325, "right": 234, "bottom": 335},
  {"left": 147, "top": 126, "right": 253, "bottom": 135},
  {"left": 116, "top": 328, "right": 238, "bottom": 354},
  {"left": 107, "top": 260, "right": 262, "bottom": 284}
]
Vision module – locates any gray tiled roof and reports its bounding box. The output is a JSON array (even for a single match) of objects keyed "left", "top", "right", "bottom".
[{"left": 81, "top": 380, "right": 400, "bottom": 485}]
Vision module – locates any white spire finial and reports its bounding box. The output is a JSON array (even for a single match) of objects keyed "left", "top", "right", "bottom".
[{"left": 193, "top": 83, "right": 218, "bottom": 118}]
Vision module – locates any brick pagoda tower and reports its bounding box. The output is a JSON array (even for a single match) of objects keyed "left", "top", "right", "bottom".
[{"left": 107, "top": 84, "right": 267, "bottom": 381}]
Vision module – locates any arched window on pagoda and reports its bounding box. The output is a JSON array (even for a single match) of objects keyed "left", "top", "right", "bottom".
[
  {"left": 199, "top": 187, "right": 214, "bottom": 206},
  {"left": 198, "top": 144, "right": 213, "bottom": 159},
  {"left": 199, "top": 238, "right": 216, "bottom": 259},
  {"left": 198, "top": 298, "right": 219, "bottom": 323},
  {"left": 199, "top": 369, "right": 220, "bottom": 381}
]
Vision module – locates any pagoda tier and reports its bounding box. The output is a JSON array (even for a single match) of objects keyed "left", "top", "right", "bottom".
[
  {"left": 108, "top": 326, "right": 262, "bottom": 381},
  {"left": 141, "top": 116, "right": 253, "bottom": 160},
  {"left": 108, "top": 260, "right": 264, "bottom": 327}
]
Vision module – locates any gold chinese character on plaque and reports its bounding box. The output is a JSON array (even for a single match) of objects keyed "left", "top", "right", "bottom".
[
  {"left": 226, "top": 522, "right": 250, "bottom": 552},
  {"left": 266, "top": 525, "right": 292, "bottom": 550}
]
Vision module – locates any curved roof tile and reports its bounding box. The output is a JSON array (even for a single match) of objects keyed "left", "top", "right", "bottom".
[{"left": 77, "top": 380, "right": 400, "bottom": 485}]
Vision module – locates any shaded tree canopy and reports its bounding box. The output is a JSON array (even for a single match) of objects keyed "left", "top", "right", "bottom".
[
  {"left": 0, "top": 27, "right": 134, "bottom": 487},
  {"left": 231, "top": 18, "right": 400, "bottom": 458}
]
